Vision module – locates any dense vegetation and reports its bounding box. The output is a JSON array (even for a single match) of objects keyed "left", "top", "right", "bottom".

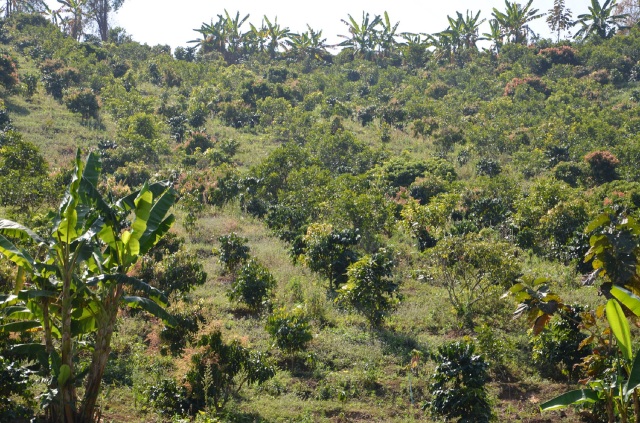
[{"left": 2, "top": 1, "right": 640, "bottom": 422}]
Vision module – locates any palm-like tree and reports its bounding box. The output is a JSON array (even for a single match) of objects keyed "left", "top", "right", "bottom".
[
  {"left": 547, "top": 0, "right": 573, "bottom": 42},
  {"left": 57, "top": 0, "right": 87, "bottom": 41},
  {"left": 492, "top": 0, "right": 544, "bottom": 44},
  {"left": 399, "top": 32, "right": 430, "bottom": 68},
  {"left": 573, "top": 0, "right": 629, "bottom": 40},
  {"left": 263, "top": 16, "right": 292, "bottom": 58},
  {"left": 442, "top": 10, "right": 485, "bottom": 52},
  {"left": 338, "top": 12, "right": 382, "bottom": 59},
  {"left": 286, "top": 25, "right": 328, "bottom": 60},
  {"left": 376, "top": 11, "right": 400, "bottom": 58},
  {"left": 482, "top": 18, "right": 504, "bottom": 53},
  {"left": 190, "top": 10, "right": 250, "bottom": 63}
]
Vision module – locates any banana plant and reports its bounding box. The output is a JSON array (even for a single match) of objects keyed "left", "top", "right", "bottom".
[
  {"left": 338, "top": 12, "right": 382, "bottom": 60},
  {"left": 573, "top": 0, "right": 629, "bottom": 40},
  {"left": 0, "top": 150, "right": 176, "bottom": 423},
  {"left": 541, "top": 295, "right": 640, "bottom": 423}
]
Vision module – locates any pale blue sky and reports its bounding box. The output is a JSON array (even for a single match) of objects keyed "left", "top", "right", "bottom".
[{"left": 57, "top": 0, "right": 594, "bottom": 48}]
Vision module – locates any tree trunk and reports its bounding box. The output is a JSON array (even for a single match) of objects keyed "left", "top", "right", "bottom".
[
  {"left": 79, "top": 286, "right": 121, "bottom": 423},
  {"left": 60, "top": 260, "right": 77, "bottom": 423}
]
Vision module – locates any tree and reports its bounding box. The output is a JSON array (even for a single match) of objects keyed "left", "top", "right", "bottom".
[
  {"left": 573, "top": 0, "right": 629, "bottom": 40},
  {"left": 3, "top": 0, "right": 46, "bottom": 17},
  {"left": 425, "top": 341, "right": 492, "bottom": 423},
  {"left": 338, "top": 12, "right": 382, "bottom": 60},
  {"left": 0, "top": 150, "right": 177, "bottom": 422},
  {"left": 492, "top": 0, "right": 544, "bottom": 44},
  {"left": 547, "top": 0, "right": 573, "bottom": 42},
  {"left": 286, "top": 25, "right": 328, "bottom": 60},
  {"left": 84, "top": 0, "right": 125, "bottom": 42},
  {"left": 262, "top": 15, "right": 291, "bottom": 59},
  {"left": 190, "top": 10, "right": 250, "bottom": 63},
  {"left": 376, "top": 11, "right": 400, "bottom": 58},
  {"left": 186, "top": 330, "right": 275, "bottom": 412},
  {"left": 336, "top": 249, "right": 399, "bottom": 327},
  {"left": 57, "top": 0, "right": 87, "bottom": 41},
  {"left": 265, "top": 305, "right": 313, "bottom": 354},
  {"left": 300, "top": 223, "right": 359, "bottom": 290},
  {"left": 615, "top": 0, "right": 640, "bottom": 27}
]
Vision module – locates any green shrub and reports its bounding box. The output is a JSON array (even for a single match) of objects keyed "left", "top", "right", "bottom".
[
  {"left": 265, "top": 306, "right": 313, "bottom": 354},
  {"left": 186, "top": 331, "right": 275, "bottom": 411},
  {"left": 143, "top": 378, "right": 190, "bottom": 416},
  {"left": 160, "top": 307, "right": 206, "bottom": 357},
  {"left": 0, "top": 53, "right": 19, "bottom": 89},
  {"left": 300, "top": 223, "right": 359, "bottom": 290},
  {"left": 584, "top": 150, "right": 620, "bottom": 184},
  {"left": 185, "top": 131, "right": 214, "bottom": 155},
  {"left": 63, "top": 87, "right": 100, "bottom": 120},
  {"left": 531, "top": 306, "right": 590, "bottom": 381},
  {"left": 227, "top": 258, "right": 276, "bottom": 311},
  {"left": 213, "top": 232, "right": 250, "bottom": 275},
  {"left": 0, "top": 356, "right": 34, "bottom": 422},
  {"left": 336, "top": 249, "right": 399, "bottom": 327},
  {"left": 425, "top": 341, "right": 492, "bottom": 423}
]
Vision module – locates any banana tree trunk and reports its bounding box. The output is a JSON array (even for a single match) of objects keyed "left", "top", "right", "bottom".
[
  {"left": 79, "top": 286, "right": 122, "bottom": 423},
  {"left": 61, "top": 265, "right": 77, "bottom": 422}
]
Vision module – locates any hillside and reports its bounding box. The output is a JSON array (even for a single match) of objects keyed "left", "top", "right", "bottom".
[{"left": 1, "top": 6, "right": 640, "bottom": 423}]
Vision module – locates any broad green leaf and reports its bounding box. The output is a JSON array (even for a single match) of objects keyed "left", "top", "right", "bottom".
[
  {"left": 138, "top": 187, "right": 176, "bottom": 255},
  {"left": 79, "top": 178, "right": 115, "bottom": 223},
  {"left": 0, "top": 320, "right": 42, "bottom": 332},
  {"left": 585, "top": 213, "right": 611, "bottom": 234},
  {"left": 8, "top": 343, "right": 46, "bottom": 357},
  {"left": 624, "top": 351, "right": 640, "bottom": 398},
  {"left": 0, "top": 234, "right": 34, "bottom": 271},
  {"left": 17, "top": 290, "right": 58, "bottom": 301},
  {"left": 117, "top": 181, "right": 172, "bottom": 211},
  {"left": 0, "top": 295, "right": 18, "bottom": 306},
  {"left": 81, "top": 152, "right": 101, "bottom": 190},
  {"left": 71, "top": 315, "right": 96, "bottom": 337},
  {"left": 122, "top": 296, "right": 176, "bottom": 326},
  {"left": 57, "top": 364, "right": 71, "bottom": 387},
  {"left": 131, "top": 183, "right": 153, "bottom": 241},
  {"left": 87, "top": 274, "right": 168, "bottom": 305},
  {"left": 540, "top": 389, "right": 599, "bottom": 411},
  {"left": 606, "top": 299, "right": 633, "bottom": 362},
  {"left": 0, "top": 219, "right": 43, "bottom": 243},
  {"left": 98, "top": 224, "right": 117, "bottom": 252},
  {"left": 56, "top": 207, "right": 78, "bottom": 243},
  {"left": 3, "top": 305, "right": 33, "bottom": 320},
  {"left": 611, "top": 285, "right": 640, "bottom": 317},
  {"left": 139, "top": 215, "right": 175, "bottom": 256}
]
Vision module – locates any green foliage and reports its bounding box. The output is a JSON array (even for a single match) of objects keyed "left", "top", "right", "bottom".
[
  {"left": 150, "top": 249, "right": 207, "bottom": 297},
  {"left": 425, "top": 341, "right": 492, "bottom": 423},
  {"left": 336, "top": 249, "right": 399, "bottom": 327},
  {"left": 160, "top": 306, "right": 206, "bottom": 357},
  {"left": 0, "top": 151, "right": 177, "bottom": 421},
  {"left": 427, "top": 234, "right": 521, "bottom": 325},
  {"left": 300, "top": 223, "right": 359, "bottom": 290},
  {"left": 584, "top": 150, "right": 620, "bottom": 184},
  {"left": 227, "top": 258, "right": 276, "bottom": 311},
  {"left": 186, "top": 330, "right": 275, "bottom": 412},
  {"left": 531, "top": 306, "right": 590, "bottom": 380},
  {"left": 265, "top": 305, "right": 313, "bottom": 354},
  {"left": 0, "top": 355, "right": 34, "bottom": 422},
  {"left": 0, "top": 130, "right": 53, "bottom": 214},
  {"left": 214, "top": 232, "right": 250, "bottom": 275},
  {"left": 63, "top": 87, "right": 100, "bottom": 120},
  {"left": 143, "top": 377, "right": 191, "bottom": 416},
  {"left": 0, "top": 52, "right": 19, "bottom": 89}
]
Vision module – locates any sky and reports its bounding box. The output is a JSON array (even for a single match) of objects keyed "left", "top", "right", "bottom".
[{"left": 55, "top": 0, "right": 594, "bottom": 49}]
